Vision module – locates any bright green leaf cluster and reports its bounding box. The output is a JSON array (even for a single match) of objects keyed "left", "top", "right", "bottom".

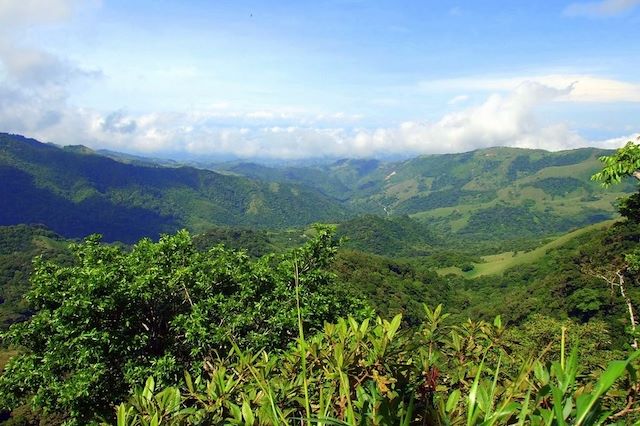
[{"left": 592, "top": 140, "right": 640, "bottom": 187}]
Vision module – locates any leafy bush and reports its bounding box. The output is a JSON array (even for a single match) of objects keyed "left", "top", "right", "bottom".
[
  {"left": 460, "top": 263, "right": 475, "bottom": 272},
  {"left": 112, "top": 307, "right": 640, "bottom": 425},
  {"left": 0, "top": 226, "right": 366, "bottom": 424}
]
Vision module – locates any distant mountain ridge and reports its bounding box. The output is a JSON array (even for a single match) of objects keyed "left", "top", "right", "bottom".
[
  {"left": 1, "top": 132, "right": 634, "bottom": 246},
  {"left": 0, "top": 133, "right": 350, "bottom": 242},
  {"left": 214, "top": 146, "right": 635, "bottom": 246}
]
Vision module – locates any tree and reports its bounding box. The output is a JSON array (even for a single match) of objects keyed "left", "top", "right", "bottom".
[
  {"left": 591, "top": 136, "right": 640, "bottom": 186},
  {"left": 588, "top": 137, "right": 640, "bottom": 349},
  {"left": 0, "top": 226, "right": 367, "bottom": 424}
]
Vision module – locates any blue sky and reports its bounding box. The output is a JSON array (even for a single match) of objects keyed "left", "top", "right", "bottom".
[{"left": 0, "top": 0, "right": 639, "bottom": 159}]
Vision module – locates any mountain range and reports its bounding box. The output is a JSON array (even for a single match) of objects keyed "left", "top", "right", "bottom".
[
  {"left": 0, "top": 133, "right": 349, "bottom": 242},
  {"left": 0, "top": 132, "right": 634, "bottom": 246}
]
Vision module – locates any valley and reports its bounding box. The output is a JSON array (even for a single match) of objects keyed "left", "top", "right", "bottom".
[
  {"left": 436, "top": 219, "right": 617, "bottom": 278},
  {"left": 1, "top": 132, "right": 640, "bottom": 424}
]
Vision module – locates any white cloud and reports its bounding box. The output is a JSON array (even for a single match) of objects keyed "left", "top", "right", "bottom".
[
  {"left": 0, "top": 0, "right": 83, "bottom": 28},
  {"left": 419, "top": 74, "right": 640, "bottom": 103},
  {"left": 588, "top": 132, "right": 640, "bottom": 148},
  {"left": 4, "top": 80, "right": 632, "bottom": 159},
  {"left": 564, "top": 0, "right": 640, "bottom": 17},
  {"left": 0, "top": 0, "right": 101, "bottom": 90},
  {"left": 0, "top": 40, "right": 100, "bottom": 87},
  {"left": 448, "top": 95, "right": 469, "bottom": 105},
  {"left": 0, "top": 6, "right": 632, "bottom": 162},
  {"left": 101, "top": 110, "right": 137, "bottom": 134},
  {"left": 384, "top": 81, "right": 584, "bottom": 154}
]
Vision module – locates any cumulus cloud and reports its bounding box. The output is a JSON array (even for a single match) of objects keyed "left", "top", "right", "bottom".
[
  {"left": 0, "top": 0, "right": 81, "bottom": 28},
  {"left": 0, "top": 3, "right": 632, "bottom": 160},
  {"left": 419, "top": 74, "right": 640, "bottom": 102},
  {"left": 0, "top": 85, "right": 64, "bottom": 131},
  {"left": 5, "top": 79, "right": 628, "bottom": 159},
  {"left": 101, "top": 111, "right": 137, "bottom": 134},
  {"left": 564, "top": 0, "right": 640, "bottom": 17},
  {"left": 0, "top": 0, "right": 101, "bottom": 143},
  {"left": 0, "top": 40, "right": 100, "bottom": 87},
  {"left": 369, "top": 81, "right": 585, "bottom": 154},
  {"left": 448, "top": 95, "right": 469, "bottom": 105}
]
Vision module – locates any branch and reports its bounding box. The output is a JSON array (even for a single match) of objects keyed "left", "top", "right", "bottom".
[
  {"left": 182, "top": 283, "right": 194, "bottom": 307},
  {"left": 610, "top": 382, "right": 640, "bottom": 420},
  {"left": 610, "top": 406, "right": 640, "bottom": 420},
  {"left": 582, "top": 265, "right": 638, "bottom": 349}
]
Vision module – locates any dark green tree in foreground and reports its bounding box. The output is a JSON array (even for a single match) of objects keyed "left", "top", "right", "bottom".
[
  {"left": 0, "top": 226, "right": 367, "bottom": 423},
  {"left": 589, "top": 136, "right": 640, "bottom": 349}
]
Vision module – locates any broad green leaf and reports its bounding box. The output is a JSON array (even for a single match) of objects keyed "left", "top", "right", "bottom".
[
  {"left": 387, "top": 314, "right": 402, "bottom": 340},
  {"left": 575, "top": 351, "right": 640, "bottom": 425},
  {"left": 242, "top": 400, "right": 255, "bottom": 425},
  {"left": 446, "top": 389, "right": 461, "bottom": 413}
]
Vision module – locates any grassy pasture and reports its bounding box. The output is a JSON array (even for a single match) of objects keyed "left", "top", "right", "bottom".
[{"left": 437, "top": 219, "right": 616, "bottom": 278}]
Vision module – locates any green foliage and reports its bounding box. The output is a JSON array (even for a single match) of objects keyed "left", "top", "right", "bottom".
[
  {"left": 3, "top": 134, "right": 640, "bottom": 424},
  {"left": 2, "top": 133, "right": 633, "bottom": 250},
  {"left": 112, "top": 310, "right": 640, "bottom": 425},
  {"left": 333, "top": 250, "right": 451, "bottom": 325},
  {"left": 0, "top": 225, "right": 71, "bottom": 327},
  {"left": 0, "top": 227, "right": 366, "bottom": 423},
  {"left": 192, "top": 227, "right": 276, "bottom": 258},
  {"left": 618, "top": 192, "right": 640, "bottom": 222},
  {"left": 592, "top": 139, "right": 640, "bottom": 187},
  {"left": 216, "top": 144, "right": 630, "bottom": 251},
  {"left": 507, "top": 149, "right": 594, "bottom": 178},
  {"left": 395, "top": 188, "right": 497, "bottom": 214},
  {"left": 458, "top": 204, "right": 611, "bottom": 241},
  {"left": 336, "top": 215, "right": 439, "bottom": 257},
  {"left": 460, "top": 263, "right": 475, "bottom": 272},
  {"left": 528, "top": 177, "right": 589, "bottom": 198}
]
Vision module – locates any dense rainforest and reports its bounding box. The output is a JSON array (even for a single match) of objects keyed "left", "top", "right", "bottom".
[{"left": 0, "top": 134, "right": 640, "bottom": 424}]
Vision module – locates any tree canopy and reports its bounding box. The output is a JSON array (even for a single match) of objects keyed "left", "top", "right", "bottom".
[{"left": 0, "top": 226, "right": 367, "bottom": 423}]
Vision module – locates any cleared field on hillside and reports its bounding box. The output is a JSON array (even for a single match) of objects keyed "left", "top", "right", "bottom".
[{"left": 436, "top": 219, "right": 616, "bottom": 278}]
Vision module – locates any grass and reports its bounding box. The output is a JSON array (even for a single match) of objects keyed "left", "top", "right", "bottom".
[{"left": 437, "top": 219, "right": 617, "bottom": 278}]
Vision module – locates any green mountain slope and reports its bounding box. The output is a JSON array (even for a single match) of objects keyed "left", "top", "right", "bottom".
[
  {"left": 0, "top": 133, "right": 351, "bottom": 242},
  {"left": 0, "top": 225, "right": 71, "bottom": 327},
  {"left": 4, "top": 131, "right": 633, "bottom": 248},
  {"left": 219, "top": 147, "right": 635, "bottom": 247},
  {"left": 336, "top": 214, "right": 440, "bottom": 257},
  {"left": 437, "top": 219, "right": 616, "bottom": 278}
]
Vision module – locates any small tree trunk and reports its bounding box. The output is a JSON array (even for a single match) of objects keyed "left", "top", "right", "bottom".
[
  {"left": 616, "top": 271, "right": 638, "bottom": 350},
  {"left": 584, "top": 266, "right": 639, "bottom": 350}
]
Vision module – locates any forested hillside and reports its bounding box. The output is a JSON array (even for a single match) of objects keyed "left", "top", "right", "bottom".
[
  {"left": 219, "top": 147, "right": 635, "bottom": 250},
  {"left": 2, "top": 132, "right": 633, "bottom": 250},
  {"left": 1, "top": 215, "right": 639, "bottom": 424},
  {"left": 1, "top": 0, "right": 638, "bottom": 422},
  {"left": 0, "top": 133, "right": 350, "bottom": 242},
  {"left": 0, "top": 225, "right": 70, "bottom": 327}
]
